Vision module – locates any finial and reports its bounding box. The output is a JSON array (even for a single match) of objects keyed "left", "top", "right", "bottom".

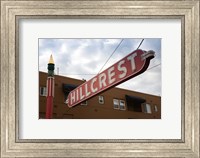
[{"left": 48, "top": 54, "right": 54, "bottom": 64}]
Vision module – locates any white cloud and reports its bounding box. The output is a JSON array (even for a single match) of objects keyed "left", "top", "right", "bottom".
[{"left": 39, "top": 38, "right": 161, "bottom": 96}]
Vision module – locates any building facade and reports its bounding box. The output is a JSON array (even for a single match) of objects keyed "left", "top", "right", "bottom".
[{"left": 39, "top": 71, "right": 161, "bottom": 119}]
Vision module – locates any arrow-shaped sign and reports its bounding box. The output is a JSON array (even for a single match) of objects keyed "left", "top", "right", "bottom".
[{"left": 66, "top": 49, "right": 155, "bottom": 108}]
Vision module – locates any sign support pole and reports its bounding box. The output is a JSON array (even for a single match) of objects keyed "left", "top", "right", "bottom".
[{"left": 45, "top": 55, "right": 55, "bottom": 119}]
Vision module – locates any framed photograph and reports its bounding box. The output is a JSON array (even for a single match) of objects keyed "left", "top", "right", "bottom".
[
  {"left": 38, "top": 38, "right": 161, "bottom": 119},
  {"left": 1, "top": 0, "right": 199, "bottom": 157}
]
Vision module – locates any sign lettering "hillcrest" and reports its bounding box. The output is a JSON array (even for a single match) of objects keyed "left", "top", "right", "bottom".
[{"left": 66, "top": 49, "right": 155, "bottom": 108}]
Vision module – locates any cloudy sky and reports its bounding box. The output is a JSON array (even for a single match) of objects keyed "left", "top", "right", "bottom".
[{"left": 39, "top": 38, "right": 161, "bottom": 96}]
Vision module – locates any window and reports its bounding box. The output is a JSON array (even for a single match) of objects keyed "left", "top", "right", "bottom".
[
  {"left": 40, "top": 87, "right": 46, "bottom": 96},
  {"left": 119, "top": 100, "right": 126, "bottom": 110},
  {"left": 113, "top": 99, "right": 119, "bottom": 109},
  {"left": 154, "top": 105, "right": 158, "bottom": 112},
  {"left": 99, "top": 96, "right": 104, "bottom": 104},
  {"left": 81, "top": 101, "right": 88, "bottom": 106},
  {"left": 143, "top": 103, "right": 152, "bottom": 114},
  {"left": 113, "top": 99, "right": 126, "bottom": 110}
]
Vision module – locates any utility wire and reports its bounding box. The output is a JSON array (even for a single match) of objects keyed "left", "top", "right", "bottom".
[
  {"left": 122, "top": 63, "right": 161, "bottom": 94},
  {"left": 137, "top": 39, "right": 144, "bottom": 49},
  {"left": 97, "top": 39, "right": 124, "bottom": 74},
  {"left": 147, "top": 63, "right": 161, "bottom": 71},
  {"left": 128, "top": 63, "right": 161, "bottom": 84},
  {"left": 97, "top": 38, "right": 144, "bottom": 74},
  {"left": 59, "top": 73, "right": 96, "bottom": 76},
  {"left": 56, "top": 64, "right": 161, "bottom": 76}
]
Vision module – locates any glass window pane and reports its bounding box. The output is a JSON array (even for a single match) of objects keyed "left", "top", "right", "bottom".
[
  {"left": 145, "top": 103, "right": 152, "bottom": 113},
  {"left": 119, "top": 100, "right": 126, "bottom": 110},
  {"left": 40, "top": 87, "right": 46, "bottom": 96},
  {"left": 113, "top": 99, "right": 119, "bottom": 109},
  {"left": 154, "top": 105, "right": 158, "bottom": 112},
  {"left": 99, "top": 96, "right": 104, "bottom": 104}
]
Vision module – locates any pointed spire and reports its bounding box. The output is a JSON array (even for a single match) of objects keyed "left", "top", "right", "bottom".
[{"left": 48, "top": 54, "right": 54, "bottom": 64}]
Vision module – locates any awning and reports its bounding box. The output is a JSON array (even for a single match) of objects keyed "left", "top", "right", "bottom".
[
  {"left": 125, "top": 95, "right": 146, "bottom": 112},
  {"left": 125, "top": 95, "right": 146, "bottom": 104},
  {"left": 63, "top": 84, "right": 77, "bottom": 93}
]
